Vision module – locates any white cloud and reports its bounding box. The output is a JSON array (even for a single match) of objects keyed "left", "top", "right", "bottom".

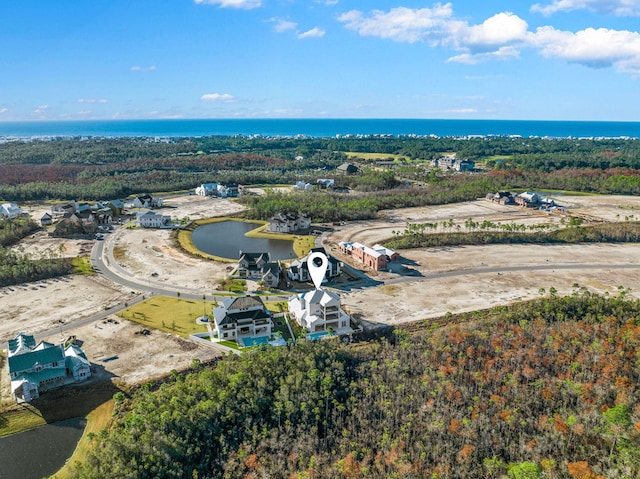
[
  {"left": 271, "top": 18, "right": 297, "bottom": 32},
  {"left": 338, "top": 3, "right": 640, "bottom": 74},
  {"left": 33, "top": 105, "right": 50, "bottom": 114},
  {"left": 456, "top": 13, "right": 529, "bottom": 51},
  {"left": 532, "top": 26, "right": 640, "bottom": 72},
  {"left": 194, "top": 0, "right": 261, "bottom": 9},
  {"left": 0, "top": 108, "right": 8, "bottom": 114},
  {"left": 298, "top": 27, "right": 326, "bottom": 39},
  {"left": 130, "top": 65, "right": 157, "bottom": 72},
  {"left": 338, "top": 4, "right": 454, "bottom": 43},
  {"left": 446, "top": 108, "right": 478, "bottom": 113},
  {"left": 200, "top": 93, "right": 237, "bottom": 102},
  {"left": 77, "top": 98, "right": 108, "bottom": 104},
  {"left": 531, "top": 0, "right": 640, "bottom": 16}
]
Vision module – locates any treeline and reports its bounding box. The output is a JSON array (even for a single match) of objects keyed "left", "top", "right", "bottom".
[
  {"left": 386, "top": 221, "right": 640, "bottom": 249},
  {"left": 73, "top": 290, "right": 640, "bottom": 478},
  {"left": 240, "top": 169, "right": 640, "bottom": 223},
  {"left": 0, "top": 217, "right": 39, "bottom": 247},
  {"left": 0, "top": 248, "right": 72, "bottom": 287},
  {"left": 3, "top": 135, "right": 640, "bottom": 169}
]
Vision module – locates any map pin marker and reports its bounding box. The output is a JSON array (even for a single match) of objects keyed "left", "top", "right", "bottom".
[{"left": 307, "top": 251, "right": 329, "bottom": 290}]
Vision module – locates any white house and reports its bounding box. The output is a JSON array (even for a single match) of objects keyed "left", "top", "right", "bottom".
[
  {"left": 212, "top": 296, "right": 272, "bottom": 344},
  {"left": 267, "top": 213, "right": 311, "bottom": 233},
  {"left": 196, "top": 183, "right": 218, "bottom": 196},
  {"left": 288, "top": 288, "right": 352, "bottom": 334},
  {"left": 0, "top": 203, "right": 23, "bottom": 219},
  {"left": 133, "top": 194, "right": 164, "bottom": 208},
  {"left": 138, "top": 211, "right": 172, "bottom": 228},
  {"left": 293, "top": 181, "right": 313, "bottom": 191},
  {"left": 7, "top": 333, "right": 91, "bottom": 403}
]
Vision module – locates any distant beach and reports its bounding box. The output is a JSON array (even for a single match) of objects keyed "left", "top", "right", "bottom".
[{"left": 1, "top": 118, "right": 640, "bottom": 140}]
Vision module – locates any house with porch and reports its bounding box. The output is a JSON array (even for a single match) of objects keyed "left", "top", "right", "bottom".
[
  {"left": 7, "top": 332, "right": 91, "bottom": 403},
  {"left": 237, "top": 252, "right": 281, "bottom": 288},
  {"left": 133, "top": 194, "right": 164, "bottom": 208},
  {"left": 212, "top": 296, "right": 272, "bottom": 344},
  {"left": 288, "top": 288, "right": 352, "bottom": 335},
  {"left": 138, "top": 211, "right": 172, "bottom": 228},
  {"left": 267, "top": 213, "right": 311, "bottom": 233},
  {"left": 287, "top": 247, "right": 341, "bottom": 283}
]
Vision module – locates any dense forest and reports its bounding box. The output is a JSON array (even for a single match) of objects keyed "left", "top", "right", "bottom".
[
  {"left": 72, "top": 290, "right": 640, "bottom": 478},
  {"left": 2, "top": 136, "right": 640, "bottom": 201}
]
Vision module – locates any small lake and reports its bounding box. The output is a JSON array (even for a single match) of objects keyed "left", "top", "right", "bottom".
[
  {"left": 191, "top": 221, "right": 296, "bottom": 260},
  {"left": 0, "top": 417, "right": 87, "bottom": 479}
]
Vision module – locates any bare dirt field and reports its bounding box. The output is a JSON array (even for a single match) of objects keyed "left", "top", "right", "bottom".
[{"left": 3, "top": 193, "right": 640, "bottom": 391}]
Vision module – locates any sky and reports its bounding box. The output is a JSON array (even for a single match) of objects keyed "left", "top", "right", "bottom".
[{"left": 1, "top": 0, "right": 640, "bottom": 121}]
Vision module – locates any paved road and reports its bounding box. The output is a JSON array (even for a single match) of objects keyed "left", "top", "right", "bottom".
[{"left": 13, "top": 226, "right": 640, "bottom": 347}]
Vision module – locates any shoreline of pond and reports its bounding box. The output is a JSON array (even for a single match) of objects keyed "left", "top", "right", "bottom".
[{"left": 176, "top": 217, "right": 315, "bottom": 261}]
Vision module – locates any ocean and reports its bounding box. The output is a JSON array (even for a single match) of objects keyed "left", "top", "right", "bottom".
[{"left": 1, "top": 118, "right": 640, "bottom": 139}]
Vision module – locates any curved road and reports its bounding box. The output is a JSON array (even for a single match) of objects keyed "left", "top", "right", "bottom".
[{"left": 23, "top": 226, "right": 640, "bottom": 344}]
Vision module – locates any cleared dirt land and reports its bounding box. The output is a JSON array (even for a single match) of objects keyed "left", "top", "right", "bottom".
[{"left": 3, "top": 193, "right": 640, "bottom": 391}]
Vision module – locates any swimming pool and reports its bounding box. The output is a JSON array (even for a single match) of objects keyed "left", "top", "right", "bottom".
[
  {"left": 307, "top": 331, "right": 330, "bottom": 340},
  {"left": 240, "top": 336, "right": 270, "bottom": 347}
]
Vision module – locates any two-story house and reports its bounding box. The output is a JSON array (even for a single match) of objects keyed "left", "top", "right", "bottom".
[
  {"left": 288, "top": 288, "right": 351, "bottom": 335},
  {"left": 212, "top": 296, "right": 272, "bottom": 345}
]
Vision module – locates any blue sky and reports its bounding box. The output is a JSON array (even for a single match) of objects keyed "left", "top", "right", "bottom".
[{"left": 1, "top": 0, "right": 640, "bottom": 121}]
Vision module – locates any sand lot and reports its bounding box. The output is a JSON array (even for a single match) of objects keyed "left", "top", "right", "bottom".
[{"left": 3, "top": 193, "right": 640, "bottom": 388}]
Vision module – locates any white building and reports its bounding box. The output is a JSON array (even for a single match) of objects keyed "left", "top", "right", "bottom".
[
  {"left": 213, "top": 296, "right": 272, "bottom": 343},
  {"left": 288, "top": 288, "right": 352, "bottom": 335},
  {"left": 0, "top": 203, "right": 23, "bottom": 218},
  {"left": 138, "top": 211, "right": 172, "bottom": 228},
  {"left": 195, "top": 183, "right": 218, "bottom": 196}
]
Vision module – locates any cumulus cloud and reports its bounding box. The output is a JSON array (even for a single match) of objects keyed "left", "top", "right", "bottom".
[
  {"left": 271, "top": 18, "right": 297, "bottom": 32},
  {"left": 531, "top": 0, "right": 640, "bottom": 16},
  {"left": 194, "top": 0, "right": 261, "bottom": 9},
  {"left": 33, "top": 105, "right": 50, "bottom": 114},
  {"left": 338, "top": 3, "right": 640, "bottom": 73},
  {"left": 338, "top": 4, "right": 455, "bottom": 43},
  {"left": 298, "top": 27, "right": 326, "bottom": 39},
  {"left": 532, "top": 26, "right": 640, "bottom": 72},
  {"left": 130, "top": 65, "right": 156, "bottom": 72},
  {"left": 77, "top": 98, "right": 108, "bottom": 104},
  {"left": 200, "top": 93, "right": 237, "bottom": 102}
]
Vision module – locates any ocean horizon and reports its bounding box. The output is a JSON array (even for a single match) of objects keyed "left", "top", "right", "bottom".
[{"left": 1, "top": 118, "right": 640, "bottom": 139}]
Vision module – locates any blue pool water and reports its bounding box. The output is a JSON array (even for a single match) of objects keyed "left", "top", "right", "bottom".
[
  {"left": 240, "top": 336, "right": 270, "bottom": 347},
  {"left": 307, "top": 331, "right": 330, "bottom": 340}
]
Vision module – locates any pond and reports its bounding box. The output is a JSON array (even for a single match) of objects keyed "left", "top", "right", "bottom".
[
  {"left": 0, "top": 417, "right": 86, "bottom": 479},
  {"left": 191, "top": 220, "right": 296, "bottom": 260}
]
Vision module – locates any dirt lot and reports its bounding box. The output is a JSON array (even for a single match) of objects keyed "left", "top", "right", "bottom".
[{"left": 3, "top": 193, "right": 640, "bottom": 392}]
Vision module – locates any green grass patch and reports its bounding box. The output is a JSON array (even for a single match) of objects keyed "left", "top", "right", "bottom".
[
  {"left": 217, "top": 278, "right": 247, "bottom": 292},
  {"left": 343, "top": 152, "right": 407, "bottom": 161},
  {"left": 51, "top": 399, "right": 115, "bottom": 479},
  {"left": 117, "top": 296, "right": 214, "bottom": 338},
  {"left": 0, "top": 405, "right": 47, "bottom": 437},
  {"left": 71, "top": 257, "right": 94, "bottom": 274},
  {"left": 219, "top": 340, "right": 241, "bottom": 350}
]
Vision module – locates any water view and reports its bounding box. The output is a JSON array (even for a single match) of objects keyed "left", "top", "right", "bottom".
[
  {"left": 191, "top": 221, "right": 296, "bottom": 260},
  {"left": 0, "top": 417, "right": 86, "bottom": 479}
]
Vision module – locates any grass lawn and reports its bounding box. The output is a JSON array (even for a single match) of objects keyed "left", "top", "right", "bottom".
[
  {"left": 71, "top": 257, "right": 94, "bottom": 274},
  {"left": 0, "top": 404, "right": 47, "bottom": 437},
  {"left": 117, "top": 296, "right": 214, "bottom": 338},
  {"left": 51, "top": 399, "right": 115, "bottom": 479},
  {"left": 343, "top": 152, "right": 407, "bottom": 161}
]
